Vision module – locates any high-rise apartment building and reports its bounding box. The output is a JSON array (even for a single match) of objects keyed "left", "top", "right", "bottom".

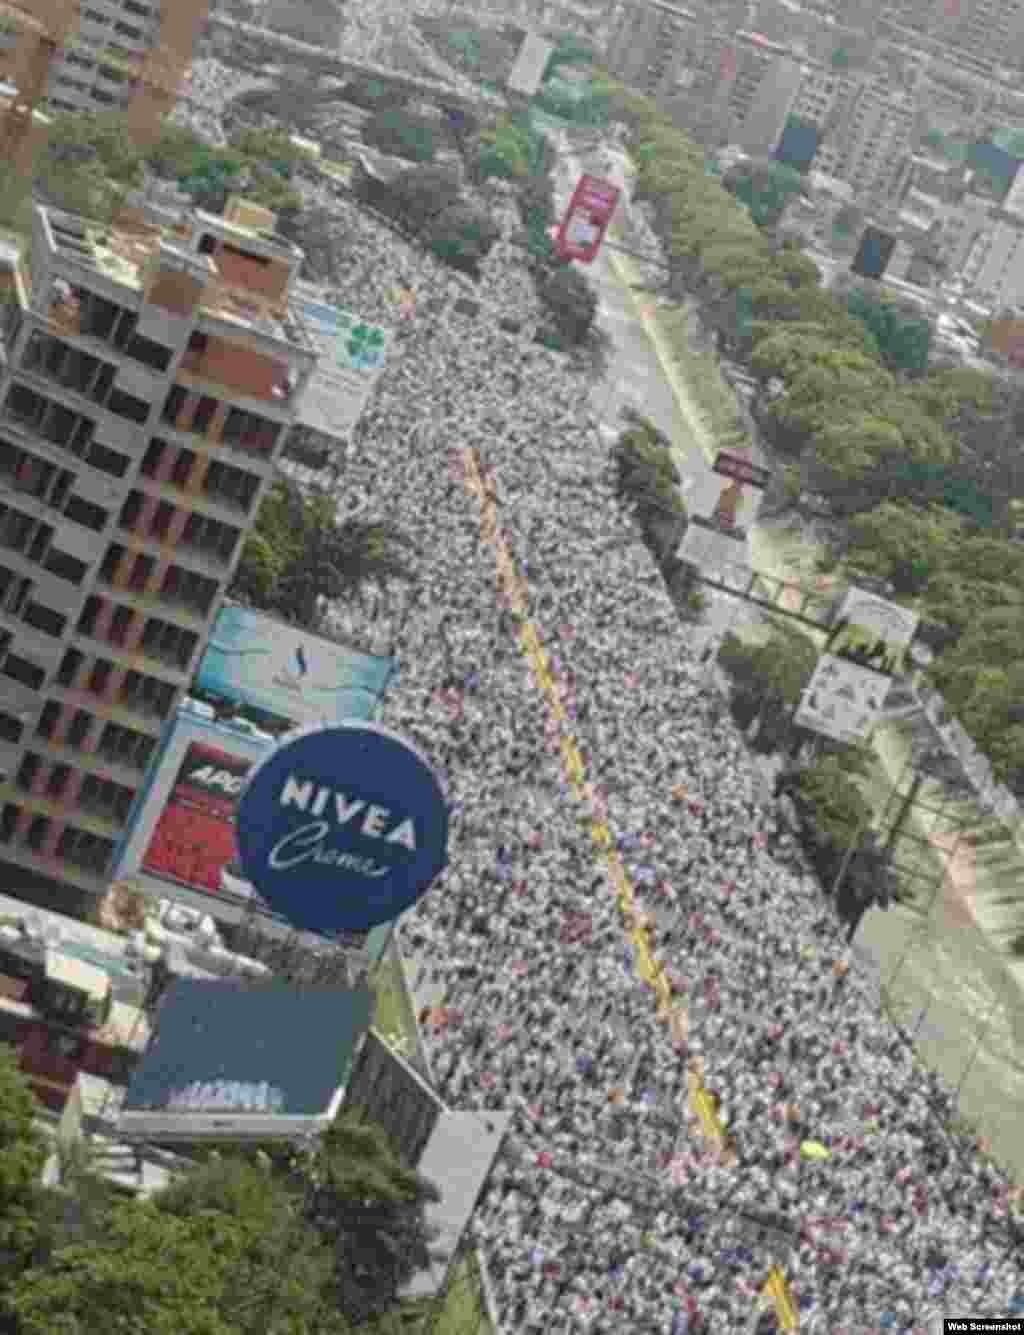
[
  {"left": 0, "top": 0, "right": 207, "bottom": 147},
  {"left": 0, "top": 195, "right": 321, "bottom": 902},
  {"left": 727, "top": 36, "right": 803, "bottom": 154},
  {"left": 604, "top": 0, "right": 702, "bottom": 101},
  {"left": 962, "top": 217, "right": 1024, "bottom": 307}
]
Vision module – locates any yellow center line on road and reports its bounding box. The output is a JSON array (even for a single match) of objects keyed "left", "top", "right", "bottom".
[{"left": 460, "top": 442, "right": 800, "bottom": 1328}]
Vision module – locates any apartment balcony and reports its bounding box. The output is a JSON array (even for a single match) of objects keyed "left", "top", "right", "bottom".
[
  {"left": 33, "top": 733, "right": 154, "bottom": 790},
  {"left": 2, "top": 783, "right": 123, "bottom": 842},
  {"left": 44, "top": 685, "right": 166, "bottom": 740},
  {"left": 90, "top": 580, "right": 208, "bottom": 634},
  {"left": 0, "top": 840, "right": 107, "bottom": 898}
]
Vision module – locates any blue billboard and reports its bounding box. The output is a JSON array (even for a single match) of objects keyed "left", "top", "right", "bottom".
[
  {"left": 195, "top": 604, "right": 395, "bottom": 729},
  {"left": 236, "top": 722, "right": 449, "bottom": 934}
]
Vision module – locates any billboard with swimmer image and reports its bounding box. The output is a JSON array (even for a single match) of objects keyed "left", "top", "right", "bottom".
[{"left": 195, "top": 604, "right": 394, "bottom": 729}]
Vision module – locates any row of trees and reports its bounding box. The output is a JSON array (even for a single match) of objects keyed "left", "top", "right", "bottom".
[
  {"left": 714, "top": 627, "right": 900, "bottom": 934},
  {"left": 17, "top": 113, "right": 311, "bottom": 226},
  {"left": 0, "top": 1047, "right": 442, "bottom": 1333},
  {"left": 596, "top": 75, "right": 1024, "bottom": 791}
]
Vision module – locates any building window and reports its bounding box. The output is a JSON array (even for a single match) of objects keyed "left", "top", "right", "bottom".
[
  {"left": 118, "top": 493, "right": 143, "bottom": 533},
  {"left": 65, "top": 709, "right": 92, "bottom": 750},
  {"left": 151, "top": 500, "right": 175, "bottom": 540},
  {"left": 160, "top": 564, "right": 216, "bottom": 616},
  {"left": 56, "top": 648, "right": 84, "bottom": 686},
  {"left": 204, "top": 460, "right": 258, "bottom": 513},
  {"left": 170, "top": 449, "right": 194, "bottom": 488},
  {"left": 127, "top": 553, "right": 154, "bottom": 594},
  {"left": 84, "top": 435, "right": 128, "bottom": 475},
  {"left": 64, "top": 495, "right": 107, "bottom": 532},
  {"left": 140, "top": 440, "right": 165, "bottom": 478},
  {"left": 35, "top": 701, "right": 61, "bottom": 741},
  {"left": 2, "top": 654, "right": 45, "bottom": 691},
  {"left": 42, "top": 547, "right": 88, "bottom": 586},
  {"left": 108, "top": 604, "right": 134, "bottom": 647},
  {"left": 181, "top": 512, "right": 239, "bottom": 565},
  {"left": 87, "top": 658, "right": 111, "bottom": 695},
  {"left": 124, "top": 333, "right": 172, "bottom": 373},
  {"left": 161, "top": 384, "right": 187, "bottom": 426},
  {"left": 79, "top": 773, "right": 134, "bottom": 824},
  {"left": 140, "top": 617, "right": 197, "bottom": 670},
  {"left": 56, "top": 825, "right": 114, "bottom": 875},
  {"left": 14, "top": 751, "right": 38, "bottom": 792},
  {"left": 106, "top": 388, "right": 149, "bottom": 424},
  {"left": 97, "top": 721, "right": 153, "bottom": 772},
  {"left": 22, "top": 602, "right": 66, "bottom": 638},
  {"left": 0, "top": 565, "right": 32, "bottom": 617},
  {"left": 121, "top": 669, "right": 174, "bottom": 719},
  {"left": 0, "top": 711, "right": 24, "bottom": 743},
  {"left": 25, "top": 814, "right": 49, "bottom": 851}
]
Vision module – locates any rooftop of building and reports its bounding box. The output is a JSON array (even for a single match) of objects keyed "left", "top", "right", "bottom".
[{"left": 34, "top": 201, "right": 318, "bottom": 358}]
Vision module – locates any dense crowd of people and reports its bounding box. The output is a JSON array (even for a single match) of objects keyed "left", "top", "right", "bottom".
[{"left": 199, "top": 98, "right": 1024, "bottom": 1329}]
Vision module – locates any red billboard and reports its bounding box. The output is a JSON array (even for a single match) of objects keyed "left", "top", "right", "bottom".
[
  {"left": 713, "top": 452, "right": 771, "bottom": 488},
  {"left": 554, "top": 174, "right": 621, "bottom": 264},
  {"left": 141, "top": 741, "right": 251, "bottom": 900}
]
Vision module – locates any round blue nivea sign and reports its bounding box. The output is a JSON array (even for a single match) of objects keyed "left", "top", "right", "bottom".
[{"left": 235, "top": 722, "right": 449, "bottom": 934}]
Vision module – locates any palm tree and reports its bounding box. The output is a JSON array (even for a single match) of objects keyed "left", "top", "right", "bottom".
[{"left": 231, "top": 472, "right": 416, "bottom": 635}]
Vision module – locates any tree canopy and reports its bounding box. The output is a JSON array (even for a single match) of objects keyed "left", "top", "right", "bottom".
[
  {"left": 596, "top": 66, "right": 1024, "bottom": 787},
  {"left": 231, "top": 470, "right": 415, "bottom": 631},
  {"left": 3, "top": 1103, "right": 441, "bottom": 1335}
]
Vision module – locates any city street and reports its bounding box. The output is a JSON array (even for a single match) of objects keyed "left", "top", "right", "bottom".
[{"left": 551, "top": 137, "right": 1024, "bottom": 1179}]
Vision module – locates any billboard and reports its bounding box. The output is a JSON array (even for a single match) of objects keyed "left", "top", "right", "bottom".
[
  {"left": 713, "top": 452, "right": 771, "bottom": 488},
  {"left": 141, "top": 733, "right": 264, "bottom": 905},
  {"left": 235, "top": 721, "right": 450, "bottom": 934},
  {"left": 195, "top": 604, "right": 394, "bottom": 729},
  {"left": 291, "top": 281, "right": 390, "bottom": 441},
  {"left": 113, "top": 710, "right": 397, "bottom": 958},
  {"left": 118, "top": 980, "right": 373, "bottom": 1141},
  {"left": 852, "top": 226, "right": 897, "bottom": 279},
  {"left": 795, "top": 589, "right": 919, "bottom": 743},
  {"left": 508, "top": 31, "right": 554, "bottom": 97},
  {"left": 554, "top": 174, "right": 620, "bottom": 264}
]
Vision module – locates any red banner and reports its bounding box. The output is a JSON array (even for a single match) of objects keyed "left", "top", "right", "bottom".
[
  {"left": 554, "top": 174, "right": 621, "bottom": 265},
  {"left": 141, "top": 741, "right": 251, "bottom": 898}
]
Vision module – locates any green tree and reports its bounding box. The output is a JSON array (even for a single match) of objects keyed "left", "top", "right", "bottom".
[
  {"left": 716, "top": 627, "right": 818, "bottom": 748},
  {"left": 721, "top": 159, "right": 804, "bottom": 229},
  {"left": 229, "top": 126, "right": 308, "bottom": 181},
  {"left": 613, "top": 419, "right": 687, "bottom": 562},
  {"left": 387, "top": 164, "right": 462, "bottom": 233},
  {"left": 301, "top": 1117, "right": 442, "bottom": 1327},
  {"left": 825, "top": 501, "right": 962, "bottom": 597},
  {"left": 844, "top": 288, "right": 932, "bottom": 376},
  {"left": 793, "top": 752, "right": 872, "bottom": 849},
  {"left": 538, "top": 265, "right": 598, "bottom": 344},
  {"left": 0, "top": 1046, "right": 48, "bottom": 1281},
  {"left": 34, "top": 110, "right": 144, "bottom": 221},
  {"left": 424, "top": 202, "right": 500, "bottom": 272},
  {"left": 231, "top": 474, "right": 415, "bottom": 630}
]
